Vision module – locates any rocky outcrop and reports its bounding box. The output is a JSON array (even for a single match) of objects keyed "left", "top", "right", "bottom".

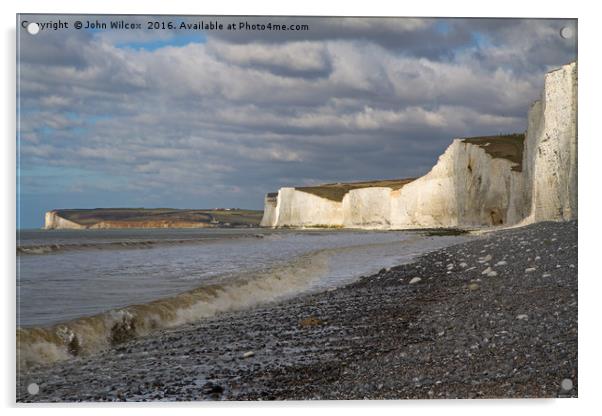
[{"left": 260, "top": 61, "right": 577, "bottom": 229}]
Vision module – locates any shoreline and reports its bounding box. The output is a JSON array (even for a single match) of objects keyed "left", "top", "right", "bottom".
[{"left": 17, "top": 220, "right": 577, "bottom": 401}]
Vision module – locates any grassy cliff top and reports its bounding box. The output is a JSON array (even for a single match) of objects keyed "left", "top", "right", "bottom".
[
  {"left": 462, "top": 133, "right": 525, "bottom": 172},
  {"left": 51, "top": 208, "right": 263, "bottom": 227},
  {"left": 296, "top": 178, "right": 416, "bottom": 202}
]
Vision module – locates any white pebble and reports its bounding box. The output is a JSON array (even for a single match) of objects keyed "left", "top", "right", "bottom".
[
  {"left": 516, "top": 314, "right": 528, "bottom": 320},
  {"left": 495, "top": 261, "right": 507, "bottom": 266},
  {"left": 482, "top": 267, "right": 493, "bottom": 275},
  {"left": 409, "top": 277, "right": 422, "bottom": 284},
  {"left": 525, "top": 267, "right": 536, "bottom": 273},
  {"left": 242, "top": 351, "right": 255, "bottom": 358},
  {"left": 459, "top": 262, "right": 468, "bottom": 268},
  {"left": 478, "top": 254, "right": 492, "bottom": 263}
]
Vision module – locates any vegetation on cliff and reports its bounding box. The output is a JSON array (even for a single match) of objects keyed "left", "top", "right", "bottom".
[
  {"left": 462, "top": 133, "right": 525, "bottom": 172},
  {"left": 295, "top": 178, "right": 416, "bottom": 202}
]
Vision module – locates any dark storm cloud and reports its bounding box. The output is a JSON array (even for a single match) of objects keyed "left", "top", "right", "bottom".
[{"left": 17, "top": 14, "right": 577, "bottom": 227}]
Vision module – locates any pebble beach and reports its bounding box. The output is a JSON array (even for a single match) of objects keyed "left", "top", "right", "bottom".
[{"left": 17, "top": 220, "right": 578, "bottom": 402}]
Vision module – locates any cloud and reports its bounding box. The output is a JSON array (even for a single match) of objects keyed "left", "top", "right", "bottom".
[{"left": 207, "top": 41, "right": 333, "bottom": 78}]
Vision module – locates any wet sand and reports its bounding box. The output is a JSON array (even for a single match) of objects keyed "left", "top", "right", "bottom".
[{"left": 17, "top": 220, "right": 577, "bottom": 402}]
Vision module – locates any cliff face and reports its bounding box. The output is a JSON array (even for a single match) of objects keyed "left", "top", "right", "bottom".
[
  {"left": 259, "top": 193, "right": 279, "bottom": 227},
  {"left": 44, "top": 211, "right": 86, "bottom": 230},
  {"left": 390, "top": 137, "right": 525, "bottom": 228},
  {"left": 524, "top": 61, "right": 578, "bottom": 222},
  {"left": 44, "top": 211, "right": 212, "bottom": 230},
  {"left": 343, "top": 187, "right": 393, "bottom": 229},
  {"left": 273, "top": 187, "right": 344, "bottom": 227},
  {"left": 261, "top": 61, "right": 577, "bottom": 229},
  {"left": 88, "top": 221, "right": 213, "bottom": 229}
]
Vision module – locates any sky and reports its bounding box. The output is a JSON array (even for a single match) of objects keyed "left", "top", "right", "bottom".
[{"left": 17, "top": 15, "right": 577, "bottom": 228}]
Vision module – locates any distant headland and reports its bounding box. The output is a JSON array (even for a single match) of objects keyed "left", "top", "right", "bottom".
[{"left": 44, "top": 208, "right": 263, "bottom": 230}]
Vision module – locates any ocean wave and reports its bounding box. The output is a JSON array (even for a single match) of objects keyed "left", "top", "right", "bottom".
[
  {"left": 17, "top": 250, "right": 328, "bottom": 371},
  {"left": 17, "top": 233, "right": 465, "bottom": 372},
  {"left": 17, "top": 234, "right": 265, "bottom": 256}
]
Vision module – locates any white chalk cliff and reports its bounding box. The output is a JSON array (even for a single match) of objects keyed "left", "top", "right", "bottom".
[
  {"left": 44, "top": 211, "right": 85, "bottom": 230},
  {"left": 261, "top": 61, "right": 577, "bottom": 229},
  {"left": 524, "top": 62, "right": 578, "bottom": 222}
]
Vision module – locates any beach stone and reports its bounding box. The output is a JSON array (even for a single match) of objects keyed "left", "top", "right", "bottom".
[
  {"left": 299, "top": 316, "right": 322, "bottom": 328},
  {"left": 242, "top": 351, "right": 255, "bottom": 358},
  {"left": 201, "top": 382, "right": 224, "bottom": 395},
  {"left": 468, "top": 283, "right": 480, "bottom": 291},
  {"left": 516, "top": 314, "right": 528, "bottom": 320},
  {"left": 478, "top": 254, "right": 492, "bottom": 263},
  {"left": 525, "top": 267, "right": 536, "bottom": 273},
  {"left": 409, "top": 277, "right": 422, "bottom": 284}
]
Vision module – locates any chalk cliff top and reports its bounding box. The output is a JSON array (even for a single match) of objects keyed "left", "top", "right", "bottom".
[
  {"left": 462, "top": 133, "right": 525, "bottom": 171},
  {"left": 296, "top": 178, "right": 416, "bottom": 202}
]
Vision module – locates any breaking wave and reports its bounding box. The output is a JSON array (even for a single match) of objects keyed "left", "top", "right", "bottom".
[{"left": 17, "top": 250, "right": 329, "bottom": 371}]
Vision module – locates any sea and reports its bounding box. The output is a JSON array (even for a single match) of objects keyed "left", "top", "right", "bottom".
[{"left": 16, "top": 227, "right": 469, "bottom": 369}]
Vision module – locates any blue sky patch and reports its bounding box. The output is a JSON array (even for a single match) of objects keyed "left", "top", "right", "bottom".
[{"left": 116, "top": 33, "right": 207, "bottom": 51}]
